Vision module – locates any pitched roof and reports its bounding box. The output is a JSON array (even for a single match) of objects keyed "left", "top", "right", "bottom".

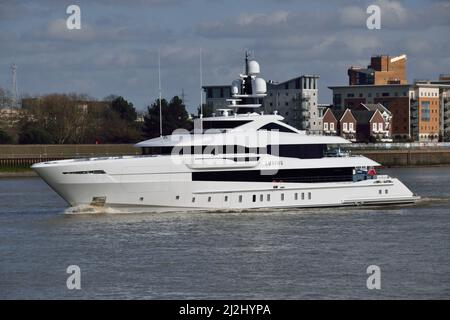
[
  {"left": 360, "top": 103, "right": 391, "bottom": 115},
  {"left": 326, "top": 109, "right": 345, "bottom": 121},
  {"left": 352, "top": 110, "right": 376, "bottom": 123}
]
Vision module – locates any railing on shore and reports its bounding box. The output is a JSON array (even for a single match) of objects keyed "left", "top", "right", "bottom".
[
  {"left": 343, "top": 142, "right": 450, "bottom": 150},
  {"left": 0, "top": 144, "right": 140, "bottom": 167},
  {"left": 1, "top": 143, "right": 450, "bottom": 168}
]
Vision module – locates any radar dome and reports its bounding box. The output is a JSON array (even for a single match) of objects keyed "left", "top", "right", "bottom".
[
  {"left": 254, "top": 78, "right": 267, "bottom": 94},
  {"left": 231, "top": 79, "right": 241, "bottom": 95},
  {"left": 248, "top": 60, "right": 260, "bottom": 75}
]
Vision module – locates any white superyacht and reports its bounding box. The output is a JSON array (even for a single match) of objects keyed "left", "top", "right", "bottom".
[{"left": 32, "top": 54, "right": 418, "bottom": 210}]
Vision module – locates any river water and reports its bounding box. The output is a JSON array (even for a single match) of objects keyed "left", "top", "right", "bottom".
[{"left": 0, "top": 167, "right": 449, "bottom": 299}]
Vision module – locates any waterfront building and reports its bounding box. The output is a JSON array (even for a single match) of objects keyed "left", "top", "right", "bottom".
[
  {"left": 348, "top": 54, "right": 407, "bottom": 86},
  {"left": 329, "top": 82, "right": 445, "bottom": 142},
  {"left": 203, "top": 75, "right": 322, "bottom": 133},
  {"left": 322, "top": 107, "right": 391, "bottom": 142}
]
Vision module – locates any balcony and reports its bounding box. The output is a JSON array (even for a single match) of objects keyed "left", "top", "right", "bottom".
[{"left": 301, "top": 93, "right": 311, "bottom": 101}]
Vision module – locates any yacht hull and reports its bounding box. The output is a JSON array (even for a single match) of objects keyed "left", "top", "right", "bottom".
[{"left": 32, "top": 159, "right": 418, "bottom": 211}]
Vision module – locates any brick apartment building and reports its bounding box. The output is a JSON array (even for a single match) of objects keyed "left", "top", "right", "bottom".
[
  {"left": 331, "top": 54, "right": 449, "bottom": 142},
  {"left": 348, "top": 54, "right": 407, "bottom": 86}
]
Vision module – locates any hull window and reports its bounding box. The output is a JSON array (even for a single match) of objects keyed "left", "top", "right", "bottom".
[{"left": 63, "top": 170, "right": 105, "bottom": 175}]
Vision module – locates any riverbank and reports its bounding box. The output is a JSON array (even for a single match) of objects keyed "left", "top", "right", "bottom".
[
  {"left": 1, "top": 144, "right": 450, "bottom": 170},
  {"left": 0, "top": 171, "right": 37, "bottom": 178}
]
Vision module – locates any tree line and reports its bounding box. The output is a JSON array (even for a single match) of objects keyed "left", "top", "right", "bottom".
[{"left": 0, "top": 88, "right": 199, "bottom": 144}]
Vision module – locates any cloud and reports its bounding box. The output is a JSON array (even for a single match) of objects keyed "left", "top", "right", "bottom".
[{"left": 0, "top": 0, "right": 449, "bottom": 112}]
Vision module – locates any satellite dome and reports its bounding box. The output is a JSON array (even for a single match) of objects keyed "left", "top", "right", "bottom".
[
  {"left": 248, "top": 60, "right": 260, "bottom": 75},
  {"left": 254, "top": 78, "right": 267, "bottom": 94},
  {"left": 231, "top": 79, "right": 241, "bottom": 95}
]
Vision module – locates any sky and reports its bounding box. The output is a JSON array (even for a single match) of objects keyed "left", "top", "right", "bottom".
[{"left": 1, "top": 0, "right": 449, "bottom": 113}]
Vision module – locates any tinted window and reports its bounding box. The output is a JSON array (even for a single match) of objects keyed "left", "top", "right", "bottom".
[
  {"left": 203, "top": 120, "right": 251, "bottom": 129},
  {"left": 193, "top": 167, "right": 353, "bottom": 183},
  {"left": 259, "top": 123, "right": 296, "bottom": 133},
  {"left": 267, "top": 144, "right": 326, "bottom": 159}
]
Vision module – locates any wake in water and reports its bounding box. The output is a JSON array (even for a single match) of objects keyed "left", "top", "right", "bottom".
[
  {"left": 64, "top": 205, "right": 125, "bottom": 215},
  {"left": 62, "top": 196, "right": 450, "bottom": 216}
]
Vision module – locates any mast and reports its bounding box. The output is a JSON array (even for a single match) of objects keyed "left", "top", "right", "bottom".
[
  {"left": 199, "top": 48, "right": 203, "bottom": 132},
  {"left": 158, "top": 49, "right": 163, "bottom": 137}
]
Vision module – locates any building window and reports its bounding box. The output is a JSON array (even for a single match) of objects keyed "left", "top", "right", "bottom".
[
  {"left": 301, "top": 193, "right": 305, "bottom": 200},
  {"left": 385, "top": 189, "right": 388, "bottom": 194},
  {"left": 324, "top": 122, "right": 329, "bottom": 131},
  {"left": 382, "top": 92, "right": 389, "bottom": 97},
  {"left": 239, "top": 195, "right": 242, "bottom": 203},
  {"left": 333, "top": 94, "right": 342, "bottom": 107},
  {"left": 192, "top": 197, "right": 196, "bottom": 203},
  {"left": 421, "top": 101, "right": 430, "bottom": 121},
  {"left": 343, "top": 122, "right": 348, "bottom": 131},
  {"left": 378, "top": 123, "right": 383, "bottom": 131},
  {"left": 176, "top": 195, "right": 180, "bottom": 200},
  {"left": 347, "top": 93, "right": 355, "bottom": 98},
  {"left": 308, "top": 192, "right": 311, "bottom": 200},
  {"left": 295, "top": 193, "right": 298, "bottom": 200},
  {"left": 224, "top": 196, "right": 228, "bottom": 202},
  {"left": 349, "top": 122, "right": 354, "bottom": 132},
  {"left": 281, "top": 193, "right": 285, "bottom": 201},
  {"left": 260, "top": 194, "right": 264, "bottom": 202},
  {"left": 208, "top": 196, "right": 212, "bottom": 202},
  {"left": 252, "top": 195, "right": 256, "bottom": 202},
  {"left": 267, "top": 194, "right": 270, "bottom": 201},
  {"left": 379, "top": 189, "right": 382, "bottom": 195},
  {"left": 373, "top": 123, "right": 377, "bottom": 131},
  {"left": 330, "top": 123, "right": 334, "bottom": 131},
  {"left": 368, "top": 93, "right": 372, "bottom": 98}
]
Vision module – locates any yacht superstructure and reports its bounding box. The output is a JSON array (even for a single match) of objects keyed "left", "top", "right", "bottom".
[{"left": 32, "top": 53, "right": 418, "bottom": 210}]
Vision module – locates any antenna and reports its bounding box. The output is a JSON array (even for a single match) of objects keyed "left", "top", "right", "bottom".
[
  {"left": 181, "top": 88, "right": 188, "bottom": 105},
  {"left": 158, "top": 49, "right": 163, "bottom": 137},
  {"left": 199, "top": 48, "right": 203, "bottom": 132},
  {"left": 11, "top": 64, "right": 18, "bottom": 108}
]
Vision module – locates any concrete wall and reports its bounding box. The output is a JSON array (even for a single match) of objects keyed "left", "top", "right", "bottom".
[
  {"left": 0, "top": 144, "right": 139, "bottom": 167},
  {"left": 357, "top": 149, "right": 450, "bottom": 166}
]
